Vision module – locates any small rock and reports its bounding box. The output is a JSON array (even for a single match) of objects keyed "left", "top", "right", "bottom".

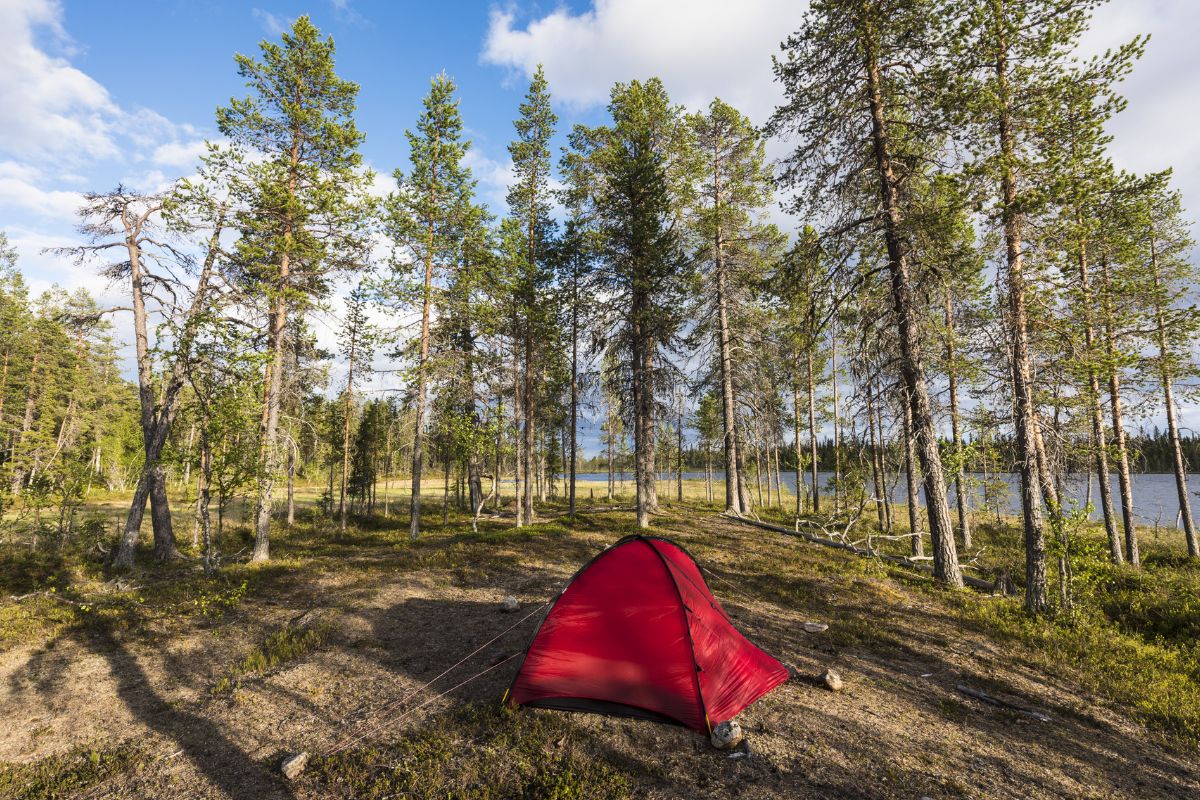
[
  {"left": 280, "top": 752, "right": 308, "bottom": 780},
  {"left": 710, "top": 720, "right": 743, "bottom": 750},
  {"left": 801, "top": 621, "right": 829, "bottom": 633},
  {"left": 500, "top": 595, "right": 520, "bottom": 613},
  {"left": 822, "top": 668, "right": 844, "bottom": 692}
]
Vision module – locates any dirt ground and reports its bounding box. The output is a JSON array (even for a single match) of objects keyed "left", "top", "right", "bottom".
[{"left": 1, "top": 507, "right": 1197, "bottom": 799}]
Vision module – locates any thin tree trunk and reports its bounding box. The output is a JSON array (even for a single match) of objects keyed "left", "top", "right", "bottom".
[
  {"left": 807, "top": 351, "right": 820, "bottom": 514},
  {"left": 859, "top": 10, "right": 960, "bottom": 585},
  {"left": 943, "top": 289, "right": 972, "bottom": 549},
  {"left": 902, "top": 394, "right": 924, "bottom": 557},
  {"left": 1076, "top": 237, "right": 1122, "bottom": 562},
  {"left": 286, "top": 441, "right": 296, "bottom": 527},
  {"left": 867, "top": 381, "right": 886, "bottom": 532},
  {"left": 1150, "top": 234, "right": 1198, "bottom": 556},
  {"left": 1101, "top": 255, "right": 1137, "bottom": 564}
]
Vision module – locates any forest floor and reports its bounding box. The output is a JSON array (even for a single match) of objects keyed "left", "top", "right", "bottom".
[{"left": 0, "top": 485, "right": 1199, "bottom": 799}]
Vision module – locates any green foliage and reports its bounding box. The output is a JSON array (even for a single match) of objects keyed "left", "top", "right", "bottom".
[{"left": 193, "top": 579, "right": 250, "bottom": 619}]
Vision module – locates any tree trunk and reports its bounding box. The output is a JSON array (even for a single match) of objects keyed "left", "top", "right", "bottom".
[
  {"left": 859, "top": 9, "right": 961, "bottom": 586},
  {"left": 943, "top": 289, "right": 972, "bottom": 549},
  {"left": 513, "top": 331, "right": 524, "bottom": 527},
  {"left": 631, "top": 308, "right": 657, "bottom": 528},
  {"left": 409, "top": 231, "right": 435, "bottom": 540},
  {"left": 992, "top": 13, "right": 1048, "bottom": 611},
  {"left": 1076, "top": 238, "right": 1122, "bottom": 563},
  {"left": 341, "top": 337, "right": 356, "bottom": 536},
  {"left": 523, "top": 328, "right": 536, "bottom": 522},
  {"left": 831, "top": 319, "right": 842, "bottom": 513},
  {"left": 867, "top": 382, "right": 886, "bottom": 532},
  {"left": 1150, "top": 235, "right": 1198, "bottom": 556},
  {"left": 715, "top": 249, "right": 743, "bottom": 515},
  {"left": 902, "top": 394, "right": 924, "bottom": 557},
  {"left": 793, "top": 379, "right": 804, "bottom": 517},
  {"left": 286, "top": 442, "right": 296, "bottom": 527},
  {"left": 1101, "top": 256, "right": 1137, "bottom": 564},
  {"left": 806, "top": 351, "right": 820, "bottom": 514}
]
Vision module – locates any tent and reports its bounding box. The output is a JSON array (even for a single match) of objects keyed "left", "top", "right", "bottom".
[{"left": 506, "top": 534, "right": 789, "bottom": 733}]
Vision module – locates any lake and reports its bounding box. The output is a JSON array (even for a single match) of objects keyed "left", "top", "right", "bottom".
[{"left": 566, "top": 470, "right": 1200, "bottom": 529}]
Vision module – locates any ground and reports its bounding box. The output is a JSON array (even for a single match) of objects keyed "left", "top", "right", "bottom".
[{"left": 0, "top": 485, "right": 1198, "bottom": 799}]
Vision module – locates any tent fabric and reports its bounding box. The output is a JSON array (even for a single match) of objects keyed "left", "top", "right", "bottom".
[{"left": 507, "top": 535, "right": 789, "bottom": 732}]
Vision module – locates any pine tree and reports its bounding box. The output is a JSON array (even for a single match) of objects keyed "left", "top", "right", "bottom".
[
  {"left": 769, "top": 0, "right": 962, "bottom": 586},
  {"left": 218, "top": 15, "right": 371, "bottom": 561},
  {"left": 689, "top": 98, "right": 777, "bottom": 516},
  {"left": 385, "top": 73, "right": 475, "bottom": 539},
  {"left": 506, "top": 65, "right": 558, "bottom": 525},
  {"left": 563, "top": 78, "right": 696, "bottom": 528},
  {"left": 944, "top": 0, "right": 1143, "bottom": 609}
]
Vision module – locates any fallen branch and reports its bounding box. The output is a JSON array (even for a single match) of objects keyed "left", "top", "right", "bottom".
[
  {"left": 954, "top": 684, "right": 1052, "bottom": 723},
  {"left": 725, "top": 514, "right": 997, "bottom": 592}
]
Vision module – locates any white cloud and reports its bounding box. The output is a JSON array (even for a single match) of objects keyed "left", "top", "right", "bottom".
[
  {"left": 463, "top": 147, "right": 515, "bottom": 213},
  {"left": 1084, "top": 1, "right": 1200, "bottom": 229},
  {"left": 0, "top": 162, "right": 82, "bottom": 218},
  {"left": 252, "top": 8, "right": 291, "bottom": 37},
  {"left": 0, "top": 0, "right": 121, "bottom": 163},
  {"left": 151, "top": 139, "right": 210, "bottom": 170},
  {"left": 481, "top": 0, "right": 809, "bottom": 123}
]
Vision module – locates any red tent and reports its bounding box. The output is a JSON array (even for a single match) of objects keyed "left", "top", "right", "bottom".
[{"left": 506, "top": 534, "right": 789, "bottom": 733}]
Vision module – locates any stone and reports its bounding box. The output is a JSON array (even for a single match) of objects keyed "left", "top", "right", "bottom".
[
  {"left": 822, "top": 668, "right": 844, "bottom": 692},
  {"left": 280, "top": 752, "right": 308, "bottom": 780},
  {"left": 801, "top": 621, "right": 829, "bottom": 633},
  {"left": 500, "top": 595, "right": 520, "bottom": 613},
  {"left": 710, "top": 720, "right": 743, "bottom": 750}
]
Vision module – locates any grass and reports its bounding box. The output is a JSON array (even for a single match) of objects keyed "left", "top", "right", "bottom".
[
  {"left": 0, "top": 742, "right": 146, "bottom": 800},
  {"left": 2, "top": 475, "right": 1200, "bottom": 764},
  {"left": 212, "top": 620, "right": 329, "bottom": 694},
  {"left": 306, "top": 703, "right": 633, "bottom": 799}
]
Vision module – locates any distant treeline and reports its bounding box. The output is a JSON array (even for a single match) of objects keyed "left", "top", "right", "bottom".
[{"left": 581, "top": 429, "right": 1200, "bottom": 477}]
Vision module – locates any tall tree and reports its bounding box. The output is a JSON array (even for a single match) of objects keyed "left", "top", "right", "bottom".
[
  {"left": 507, "top": 65, "right": 558, "bottom": 525},
  {"left": 946, "top": 0, "right": 1142, "bottom": 608},
  {"left": 689, "top": 98, "right": 776, "bottom": 516},
  {"left": 386, "top": 73, "right": 475, "bottom": 539},
  {"left": 337, "top": 283, "right": 376, "bottom": 534},
  {"left": 563, "top": 78, "right": 696, "bottom": 528},
  {"left": 770, "top": 0, "right": 962, "bottom": 587},
  {"left": 218, "top": 16, "right": 370, "bottom": 561}
]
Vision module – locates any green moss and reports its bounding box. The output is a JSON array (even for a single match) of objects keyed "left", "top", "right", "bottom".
[{"left": 0, "top": 742, "right": 144, "bottom": 800}]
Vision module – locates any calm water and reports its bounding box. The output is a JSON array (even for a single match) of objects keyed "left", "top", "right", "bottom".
[{"left": 568, "top": 470, "right": 1200, "bottom": 528}]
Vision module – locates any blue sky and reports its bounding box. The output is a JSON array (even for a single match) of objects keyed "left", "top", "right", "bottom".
[{"left": 2, "top": 0, "right": 1199, "bottom": 453}]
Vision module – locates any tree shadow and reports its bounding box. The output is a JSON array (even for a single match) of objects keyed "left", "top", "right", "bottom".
[{"left": 5, "top": 617, "right": 294, "bottom": 799}]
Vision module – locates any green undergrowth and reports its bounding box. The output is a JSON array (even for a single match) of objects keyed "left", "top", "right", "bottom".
[
  {"left": 213, "top": 621, "right": 328, "bottom": 694},
  {"left": 952, "top": 589, "right": 1200, "bottom": 745},
  {"left": 0, "top": 741, "right": 145, "bottom": 800},
  {"left": 306, "top": 703, "right": 632, "bottom": 800}
]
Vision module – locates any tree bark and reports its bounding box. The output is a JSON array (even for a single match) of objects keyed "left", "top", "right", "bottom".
[
  {"left": 902, "top": 394, "right": 924, "bottom": 557},
  {"left": 631, "top": 307, "right": 657, "bottom": 528},
  {"left": 991, "top": 8, "right": 1048, "bottom": 611},
  {"left": 807, "top": 350, "right": 820, "bottom": 514}
]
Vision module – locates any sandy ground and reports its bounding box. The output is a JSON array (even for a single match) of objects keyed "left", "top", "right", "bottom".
[{"left": 1, "top": 508, "right": 1197, "bottom": 799}]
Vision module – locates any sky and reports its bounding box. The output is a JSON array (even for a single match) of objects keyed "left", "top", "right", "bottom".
[{"left": 1, "top": 0, "right": 1198, "bottom": 454}]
